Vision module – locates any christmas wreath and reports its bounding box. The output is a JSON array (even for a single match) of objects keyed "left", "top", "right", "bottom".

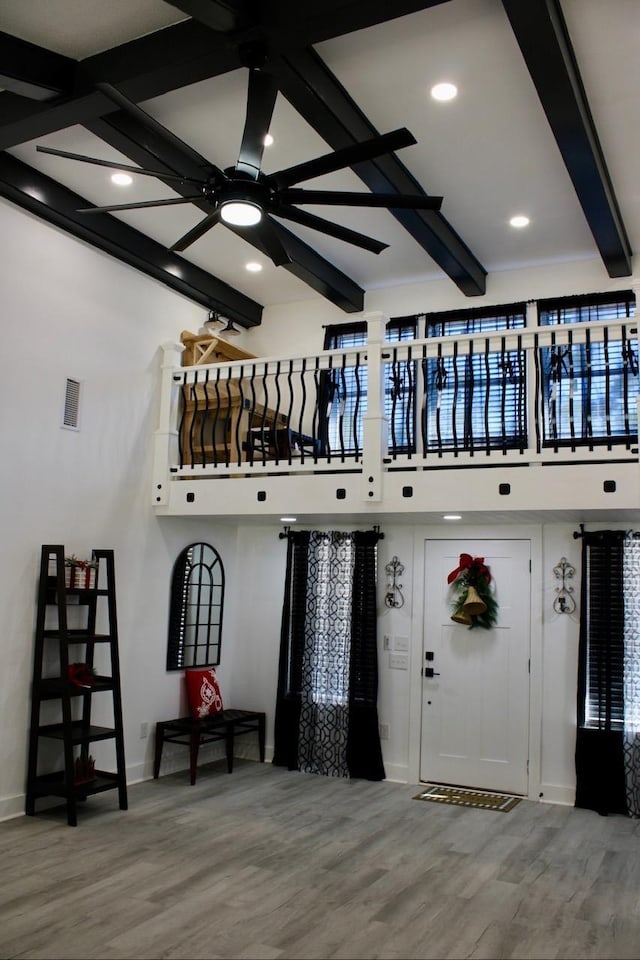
[{"left": 447, "top": 553, "right": 498, "bottom": 629}]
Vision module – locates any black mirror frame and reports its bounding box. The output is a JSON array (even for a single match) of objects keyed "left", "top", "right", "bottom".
[{"left": 166, "top": 542, "right": 225, "bottom": 670}]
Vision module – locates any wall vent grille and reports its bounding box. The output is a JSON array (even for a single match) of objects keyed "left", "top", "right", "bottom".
[{"left": 62, "top": 378, "right": 80, "bottom": 430}]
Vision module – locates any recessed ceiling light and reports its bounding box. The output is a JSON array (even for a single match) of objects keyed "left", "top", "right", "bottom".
[
  {"left": 111, "top": 172, "right": 133, "bottom": 187},
  {"left": 264, "top": 133, "right": 274, "bottom": 147},
  {"left": 245, "top": 261, "right": 263, "bottom": 272},
  {"left": 431, "top": 82, "right": 458, "bottom": 102},
  {"left": 443, "top": 514, "right": 462, "bottom": 520},
  {"left": 509, "top": 214, "right": 530, "bottom": 229},
  {"left": 280, "top": 516, "right": 297, "bottom": 522}
]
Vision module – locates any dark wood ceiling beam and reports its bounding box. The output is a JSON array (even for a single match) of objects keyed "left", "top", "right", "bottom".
[
  {"left": 0, "top": 152, "right": 262, "bottom": 327},
  {"left": 86, "top": 112, "right": 365, "bottom": 312},
  {"left": 270, "top": 47, "right": 487, "bottom": 297},
  {"left": 0, "top": 2, "right": 450, "bottom": 150},
  {"left": 0, "top": 30, "right": 75, "bottom": 101},
  {"left": 502, "top": 0, "right": 632, "bottom": 278}
]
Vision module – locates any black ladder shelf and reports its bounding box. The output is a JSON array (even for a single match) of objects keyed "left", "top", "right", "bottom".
[{"left": 26, "top": 545, "right": 128, "bottom": 826}]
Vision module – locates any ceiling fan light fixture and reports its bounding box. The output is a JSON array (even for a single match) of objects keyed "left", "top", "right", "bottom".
[{"left": 220, "top": 199, "right": 262, "bottom": 226}]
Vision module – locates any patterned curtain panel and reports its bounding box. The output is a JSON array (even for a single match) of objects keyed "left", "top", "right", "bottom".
[
  {"left": 273, "top": 530, "right": 385, "bottom": 781},
  {"left": 575, "top": 529, "right": 640, "bottom": 817},
  {"left": 623, "top": 534, "right": 640, "bottom": 817}
]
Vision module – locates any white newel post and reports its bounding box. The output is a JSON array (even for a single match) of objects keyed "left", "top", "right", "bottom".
[
  {"left": 152, "top": 339, "right": 184, "bottom": 507},
  {"left": 361, "top": 311, "right": 389, "bottom": 503}
]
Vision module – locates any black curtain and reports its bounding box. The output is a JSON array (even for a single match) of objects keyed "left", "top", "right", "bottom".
[
  {"left": 273, "top": 530, "right": 385, "bottom": 781},
  {"left": 575, "top": 530, "right": 627, "bottom": 815}
]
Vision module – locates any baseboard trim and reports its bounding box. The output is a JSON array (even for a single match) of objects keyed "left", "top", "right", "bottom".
[{"left": 537, "top": 783, "right": 575, "bottom": 806}]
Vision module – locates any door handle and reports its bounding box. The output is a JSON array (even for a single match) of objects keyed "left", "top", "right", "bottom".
[{"left": 424, "top": 667, "right": 440, "bottom": 678}]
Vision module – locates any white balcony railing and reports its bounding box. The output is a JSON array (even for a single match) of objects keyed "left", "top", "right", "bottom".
[{"left": 152, "top": 313, "right": 639, "bottom": 498}]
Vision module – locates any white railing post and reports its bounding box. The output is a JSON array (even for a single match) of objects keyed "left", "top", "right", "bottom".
[
  {"left": 152, "top": 339, "right": 184, "bottom": 506},
  {"left": 361, "top": 311, "right": 388, "bottom": 503}
]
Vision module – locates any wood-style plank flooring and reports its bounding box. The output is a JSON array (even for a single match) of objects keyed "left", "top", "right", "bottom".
[{"left": 1, "top": 761, "right": 640, "bottom": 959}]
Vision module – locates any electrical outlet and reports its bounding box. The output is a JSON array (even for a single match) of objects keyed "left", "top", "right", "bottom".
[
  {"left": 379, "top": 723, "right": 390, "bottom": 740},
  {"left": 389, "top": 653, "right": 408, "bottom": 670},
  {"left": 139, "top": 722, "right": 149, "bottom": 739}
]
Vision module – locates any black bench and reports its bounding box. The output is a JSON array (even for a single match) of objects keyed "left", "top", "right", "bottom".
[{"left": 153, "top": 709, "right": 266, "bottom": 785}]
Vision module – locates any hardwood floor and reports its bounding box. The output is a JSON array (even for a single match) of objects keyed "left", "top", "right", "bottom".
[{"left": 1, "top": 761, "right": 640, "bottom": 959}]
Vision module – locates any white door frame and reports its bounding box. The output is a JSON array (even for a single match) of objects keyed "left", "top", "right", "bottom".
[{"left": 407, "top": 523, "right": 543, "bottom": 801}]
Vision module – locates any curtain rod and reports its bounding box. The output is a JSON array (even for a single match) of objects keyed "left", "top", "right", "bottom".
[
  {"left": 573, "top": 523, "right": 585, "bottom": 540},
  {"left": 279, "top": 525, "right": 384, "bottom": 540}
]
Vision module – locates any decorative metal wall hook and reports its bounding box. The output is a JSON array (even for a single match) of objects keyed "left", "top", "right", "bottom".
[
  {"left": 384, "top": 556, "right": 405, "bottom": 608},
  {"left": 553, "top": 556, "right": 576, "bottom": 614}
]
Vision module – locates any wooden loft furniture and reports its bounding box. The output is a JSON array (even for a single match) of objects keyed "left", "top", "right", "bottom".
[
  {"left": 179, "top": 330, "right": 290, "bottom": 467},
  {"left": 180, "top": 329, "right": 256, "bottom": 367}
]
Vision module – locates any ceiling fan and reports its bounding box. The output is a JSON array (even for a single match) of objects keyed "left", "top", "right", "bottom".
[{"left": 36, "top": 57, "right": 442, "bottom": 267}]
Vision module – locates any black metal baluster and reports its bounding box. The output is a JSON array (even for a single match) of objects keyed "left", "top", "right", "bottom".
[
  {"left": 352, "top": 352, "right": 362, "bottom": 460},
  {"left": 256, "top": 363, "right": 269, "bottom": 467},
  {"left": 585, "top": 327, "right": 594, "bottom": 450},
  {"left": 188, "top": 377, "right": 199, "bottom": 468},
  {"left": 222, "top": 367, "right": 232, "bottom": 466},
  {"left": 212, "top": 367, "right": 221, "bottom": 467},
  {"left": 389, "top": 350, "right": 398, "bottom": 458},
  {"left": 500, "top": 337, "right": 507, "bottom": 455},
  {"left": 338, "top": 357, "right": 347, "bottom": 461},
  {"left": 286, "top": 360, "right": 295, "bottom": 465},
  {"left": 483, "top": 336, "right": 491, "bottom": 456},
  {"left": 533, "top": 332, "right": 542, "bottom": 454},
  {"left": 434, "top": 346, "right": 444, "bottom": 458},
  {"left": 273, "top": 361, "right": 283, "bottom": 464},
  {"left": 452, "top": 341, "right": 459, "bottom": 456},
  {"left": 406, "top": 345, "right": 415, "bottom": 458},
  {"left": 200, "top": 370, "right": 210, "bottom": 468},
  {"left": 621, "top": 325, "right": 631, "bottom": 445},
  {"left": 420, "top": 347, "right": 428, "bottom": 460},
  {"left": 298, "top": 358, "right": 308, "bottom": 464},
  {"left": 517, "top": 335, "right": 526, "bottom": 454},
  {"left": 312, "top": 358, "right": 321, "bottom": 464},
  {"left": 248, "top": 363, "right": 260, "bottom": 466},
  {"left": 603, "top": 326, "right": 612, "bottom": 449},
  {"left": 567, "top": 329, "right": 576, "bottom": 452},
  {"left": 176, "top": 373, "right": 187, "bottom": 468},
  {"left": 549, "top": 330, "right": 559, "bottom": 452},
  {"left": 466, "top": 340, "right": 475, "bottom": 456}
]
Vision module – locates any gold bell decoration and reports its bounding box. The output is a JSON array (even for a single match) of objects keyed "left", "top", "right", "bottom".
[
  {"left": 451, "top": 607, "right": 473, "bottom": 626},
  {"left": 462, "top": 585, "right": 487, "bottom": 616},
  {"left": 447, "top": 553, "right": 498, "bottom": 629}
]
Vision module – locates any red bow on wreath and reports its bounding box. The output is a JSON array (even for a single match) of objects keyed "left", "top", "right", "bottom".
[{"left": 447, "top": 553, "right": 492, "bottom": 585}]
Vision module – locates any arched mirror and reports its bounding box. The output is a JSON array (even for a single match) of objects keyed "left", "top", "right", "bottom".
[{"left": 167, "top": 542, "right": 224, "bottom": 670}]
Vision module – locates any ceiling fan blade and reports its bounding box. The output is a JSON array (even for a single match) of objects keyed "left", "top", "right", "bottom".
[
  {"left": 35, "top": 145, "right": 205, "bottom": 185},
  {"left": 270, "top": 128, "right": 417, "bottom": 189},
  {"left": 280, "top": 189, "right": 443, "bottom": 211},
  {"left": 96, "top": 82, "right": 224, "bottom": 178},
  {"left": 169, "top": 210, "right": 221, "bottom": 252},
  {"left": 273, "top": 205, "right": 388, "bottom": 255},
  {"left": 77, "top": 196, "right": 203, "bottom": 214},
  {"left": 241, "top": 216, "right": 291, "bottom": 266},
  {"left": 236, "top": 68, "right": 278, "bottom": 179}
]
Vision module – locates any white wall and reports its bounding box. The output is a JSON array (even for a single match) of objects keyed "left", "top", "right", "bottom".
[{"left": 0, "top": 199, "right": 239, "bottom": 818}]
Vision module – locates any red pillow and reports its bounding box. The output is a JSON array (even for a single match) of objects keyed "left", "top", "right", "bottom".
[{"left": 185, "top": 668, "right": 224, "bottom": 719}]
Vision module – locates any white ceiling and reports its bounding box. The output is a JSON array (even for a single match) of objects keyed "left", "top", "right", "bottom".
[{"left": 1, "top": 0, "right": 638, "bottom": 311}]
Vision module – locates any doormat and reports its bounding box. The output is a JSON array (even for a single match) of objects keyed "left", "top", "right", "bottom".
[{"left": 413, "top": 784, "right": 521, "bottom": 812}]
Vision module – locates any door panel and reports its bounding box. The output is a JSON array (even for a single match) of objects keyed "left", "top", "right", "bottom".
[{"left": 420, "top": 539, "right": 531, "bottom": 794}]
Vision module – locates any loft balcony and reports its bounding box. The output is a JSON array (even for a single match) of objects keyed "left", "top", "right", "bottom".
[{"left": 152, "top": 312, "right": 640, "bottom": 521}]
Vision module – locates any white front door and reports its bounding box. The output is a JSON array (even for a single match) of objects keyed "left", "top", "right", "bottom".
[{"left": 420, "top": 539, "right": 531, "bottom": 794}]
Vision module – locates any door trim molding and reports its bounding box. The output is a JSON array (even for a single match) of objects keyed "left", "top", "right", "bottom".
[{"left": 407, "top": 524, "right": 543, "bottom": 802}]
